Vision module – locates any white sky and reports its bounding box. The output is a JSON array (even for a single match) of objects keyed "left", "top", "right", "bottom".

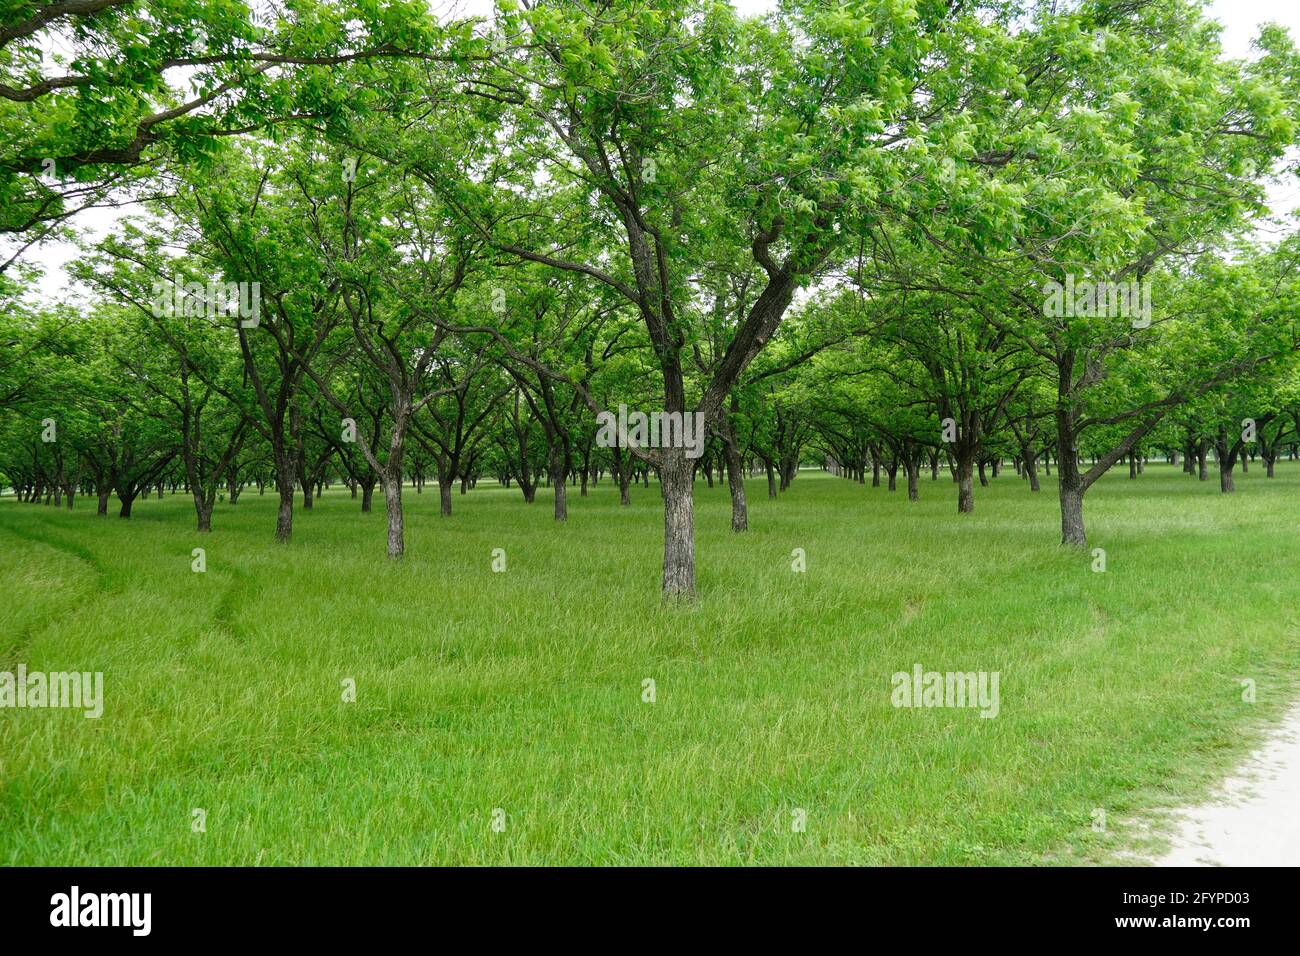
[{"left": 13, "top": 0, "right": 1300, "bottom": 304}]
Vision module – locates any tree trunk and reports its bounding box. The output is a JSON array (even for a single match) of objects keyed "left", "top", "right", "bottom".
[
  {"left": 660, "top": 449, "right": 695, "bottom": 600},
  {"left": 956, "top": 457, "right": 974, "bottom": 514},
  {"left": 194, "top": 491, "right": 212, "bottom": 532},
  {"left": 1217, "top": 446, "right": 1236, "bottom": 493},
  {"left": 724, "top": 441, "right": 747, "bottom": 531},
  {"left": 274, "top": 461, "right": 295, "bottom": 542},
  {"left": 1220, "top": 465, "right": 1235, "bottom": 493},
  {"left": 1058, "top": 480, "right": 1085, "bottom": 547},
  {"left": 383, "top": 477, "right": 404, "bottom": 558},
  {"left": 1055, "top": 412, "right": 1087, "bottom": 546},
  {"left": 439, "top": 476, "right": 453, "bottom": 517},
  {"left": 1018, "top": 446, "right": 1040, "bottom": 492},
  {"left": 551, "top": 449, "right": 567, "bottom": 522}
]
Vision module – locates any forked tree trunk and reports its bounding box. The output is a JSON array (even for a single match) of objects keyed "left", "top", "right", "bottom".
[
  {"left": 720, "top": 404, "right": 747, "bottom": 531},
  {"left": 1022, "top": 450, "right": 1040, "bottom": 492}
]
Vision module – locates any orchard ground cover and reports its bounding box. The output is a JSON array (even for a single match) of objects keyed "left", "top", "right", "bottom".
[{"left": 1, "top": 465, "right": 1295, "bottom": 865}]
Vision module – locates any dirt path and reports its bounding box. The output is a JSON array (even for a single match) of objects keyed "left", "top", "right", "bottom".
[{"left": 1153, "top": 702, "right": 1300, "bottom": 866}]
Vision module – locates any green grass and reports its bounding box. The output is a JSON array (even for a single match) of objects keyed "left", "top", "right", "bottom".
[{"left": 1, "top": 463, "right": 1297, "bottom": 865}]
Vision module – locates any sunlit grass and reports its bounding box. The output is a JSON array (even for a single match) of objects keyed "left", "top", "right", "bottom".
[{"left": 1, "top": 463, "right": 1297, "bottom": 864}]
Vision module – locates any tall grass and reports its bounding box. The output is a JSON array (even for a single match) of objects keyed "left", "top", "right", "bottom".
[{"left": 1, "top": 463, "right": 1296, "bottom": 864}]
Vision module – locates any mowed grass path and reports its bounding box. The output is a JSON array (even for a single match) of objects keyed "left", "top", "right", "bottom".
[{"left": 1, "top": 464, "right": 1297, "bottom": 865}]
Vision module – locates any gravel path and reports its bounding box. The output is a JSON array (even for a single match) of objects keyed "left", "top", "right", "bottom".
[{"left": 1154, "top": 703, "right": 1300, "bottom": 866}]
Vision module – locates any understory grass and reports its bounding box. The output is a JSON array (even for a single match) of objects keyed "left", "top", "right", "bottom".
[{"left": 1, "top": 463, "right": 1297, "bottom": 865}]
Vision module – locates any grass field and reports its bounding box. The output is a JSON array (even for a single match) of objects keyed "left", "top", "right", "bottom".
[{"left": 1, "top": 464, "right": 1297, "bottom": 865}]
